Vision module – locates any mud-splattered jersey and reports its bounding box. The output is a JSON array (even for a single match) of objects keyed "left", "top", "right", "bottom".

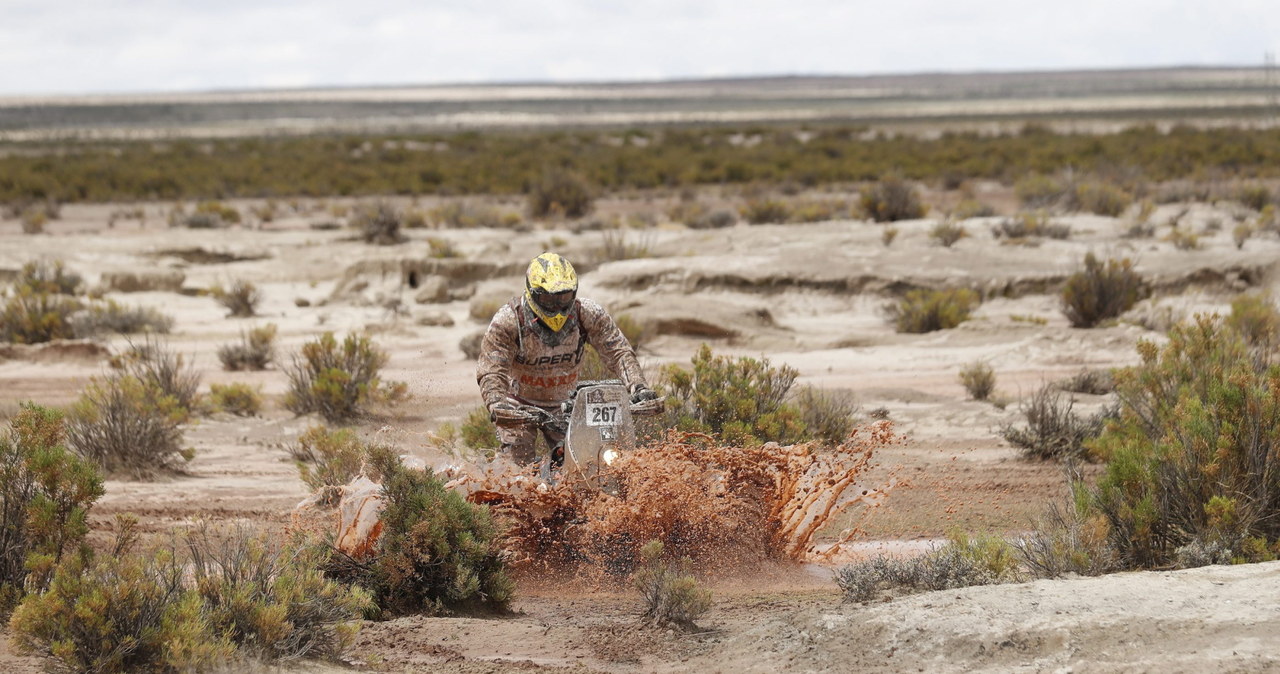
[{"left": 477, "top": 296, "right": 647, "bottom": 408}]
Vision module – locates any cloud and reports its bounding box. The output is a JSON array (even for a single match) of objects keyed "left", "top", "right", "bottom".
[{"left": 0, "top": 0, "right": 1276, "bottom": 95}]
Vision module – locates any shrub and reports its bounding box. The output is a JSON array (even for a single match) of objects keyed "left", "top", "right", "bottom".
[
  {"left": 953, "top": 199, "right": 996, "bottom": 219},
  {"left": 212, "top": 278, "right": 262, "bottom": 317},
  {"left": 740, "top": 198, "right": 792, "bottom": 224},
  {"left": 66, "top": 375, "right": 191, "bottom": 478},
  {"left": 1000, "top": 384, "right": 1112, "bottom": 461},
  {"left": 859, "top": 177, "right": 926, "bottom": 222},
  {"left": 15, "top": 260, "right": 81, "bottom": 295},
  {"left": 528, "top": 168, "right": 594, "bottom": 219},
  {"left": 427, "top": 237, "right": 460, "bottom": 259},
  {"left": 836, "top": 531, "right": 1017, "bottom": 603},
  {"left": 100, "top": 271, "right": 186, "bottom": 293},
  {"left": 660, "top": 344, "right": 807, "bottom": 446},
  {"left": 352, "top": 201, "right": 406, "bottom": 245},
  {"left": 284, "top": 332, "right": 407, "bottom": 422},
  {"left": 69, "top": 299, "right": 174, "bottom": 337},
  {"left": 208, "top": 382, "right": 263, "bottom": 416},
  {"left": 1166, "top": 227, "right": 1200, "bottom": 250},
  {"left": 1060, "top": 253, "right": 1147, "bottom": 328},
  {"left": 460, "top": 405, "right": 500, "bottom": 453},
  {"left": 429, "top": 201, "right": 515, "bottom": 229},
  {"left": 183, "top": 525, "right": 372, "bottom": 661},
  {"left": 1088, "top": 317, "right": 1280, "bottom": 567},
  {"left": 10, "top": 543, "right": 234, "bottom": 672},
  {"left": 291, "top": 426, "right": 374, "bottom": 505},
  {"left": 1015, "top": 173, "right": 1065, "bottom": 208},
  {"left": 217, "top": 324, "right": 277, "bottom": 371},
  {"left": 928, "top": 220, "right": 967, "bottom": 247},
  {"left": 690, "top": 208, "right": 737, "bottom": 229},
  {"left": 182, "top": 212, "right": 226, "bottom": 228},
  {"left": 1233, "top": 222, "right": 1253, "bottom": 249},
  {"left": 1235, "top": 183, "right": 1273, "bottom": 211},
  {"left": 789, "top": 385, "right": 857, "bottom": 446},
  {"left": 881, "top": 226, "right": 899, "bottom": 247},
  {"left": 327, "top": 446, "right": 513, "bottom": 616},
  {"left": 991, "top": 211, "right": 1071, "bottom": 240},
  {"left": 1226, "top": 293, "right": 1280, "bottom": 350},
  {"left": 195, "top": 200, "right": 242, "bottom": 224},
  {"left": 958, "top": 361, "right": 996, "bottom": 400},
  {"left": 10, "top": 523, "right": 369, "bottom": 671},
  {"left": 1016, "top": 488, "right": 1118, "bottom": 578},
  {"left": 885, "top": 287, "right": 980, "bottom": 333},
  {"left": 112, "top": 337, "right": 201, "bottom": 414},
  {"left": 1068, "top": 181, "right": 1132, "bottom": 216},
  {"left": 0, "top": 404, "right": 104, "bottom": 615},
  {"left": 593, "top": 227, "right": 652, "bottom": 264},
  {"left": 633, "top": 540, "right": 711, "bottom": 631},
  {"left": 0, "top": 287, "right": 81, "bottom": 343},
  {"left": 1056, "top": 368, "right": 1115, "bottom": 395}
]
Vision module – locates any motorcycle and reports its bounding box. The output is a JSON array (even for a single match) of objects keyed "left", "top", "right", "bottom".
[{"left": 490, "top": 380, "right": 664, "bottom": 493}]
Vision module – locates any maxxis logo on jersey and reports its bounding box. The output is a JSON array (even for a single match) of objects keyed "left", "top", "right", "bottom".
[{"left": 519, "top": 373, "right": 579, "bottom": 389}]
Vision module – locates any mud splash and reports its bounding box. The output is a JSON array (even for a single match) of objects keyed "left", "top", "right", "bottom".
[{"left": 450, "top": 421, "right": 898, "bottom": 574}]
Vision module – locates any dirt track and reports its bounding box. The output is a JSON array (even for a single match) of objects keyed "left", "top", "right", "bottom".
[{"left": 3, "top": 194, "right": 1279, "bottom": 671}]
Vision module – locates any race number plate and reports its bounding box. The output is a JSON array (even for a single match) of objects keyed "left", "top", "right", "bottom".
[{"left": 585, "top": 402, "right": 621, "bottom": 427}]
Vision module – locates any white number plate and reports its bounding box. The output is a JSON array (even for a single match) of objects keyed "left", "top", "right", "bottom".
[{"left": 585, "top": 403, "right": 621, "bottom": 427}]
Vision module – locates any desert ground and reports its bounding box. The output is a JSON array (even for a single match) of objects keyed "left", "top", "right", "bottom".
[{"left": 2, "top": 181, "right": 1280, "bottom": 672}]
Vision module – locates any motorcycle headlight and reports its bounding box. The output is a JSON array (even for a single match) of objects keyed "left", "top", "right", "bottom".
[{"left": 601, "top": 448, "right": 620, "bottom": 466}]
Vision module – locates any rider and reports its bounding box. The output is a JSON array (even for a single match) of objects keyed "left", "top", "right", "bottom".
[{"left": 476, "top": 252, "right": 657, "bottom": 466}]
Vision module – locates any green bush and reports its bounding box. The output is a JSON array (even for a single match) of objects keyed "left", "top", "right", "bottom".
[
  {"left": 66, "top": 375, "right": 191, "bottom": 479},
  {"left": 460, "top": 406, "right": 499, "bottom": 453},
  {"left": 859, "top": 177, "right": 926, "bottom": 222},
  {"left": 208, "top": 382, "right": 263, "bottom": 416},
  {"left": 528, "top": 168, "right": 594, "bottom": 219},
  {"left": 885, "top": 287, "right": 980, "bottom": 333},
  {"left": 789, "top": 385, "right": 857, "bottom": 446},
  {"left": 928, "top": 220, "right": 967, "bottom": 247},
  {"left": 0, "top": 405, "right": 103, "bottom": 616},
  {"left": 284, "top": 332, "right": 408, "bottom": 422},
  {"left": 1235, "top": 183, "right": 1273, "bottom": 211},
  {"left": 212, "top": 278, "right": 262, "bottom": 317},
  {"left": 958, "top": 361, "right": 996, "bottom": 400},
  {"left": 1015, "top": 489, "right": 1117, "bottom": 578},
  {"left": 183, "top": 525, "right": 372, "bottom": 660},
  {"left": 352, "top": 201, "right": 406, "bottom": 245},
  {"left": 1068, "top": 181, "right": 1132, "bottom": 216},
  {"left": 991, "top": 211, "right": 1071, "bottom": 240},
  {"left": 660, "top": 344, "right": 807, "bottom": 446},
  {"left": 0, "top": 287, "right": 82, "bottom": 343},
  {"left": 1088, "top": 316, "right": 1280, "bottom": 567},
  {"left": 218, "top": 323, "right": 277, "bottom": 371},
  {"left": 429, "top": 201, "right": 518, "bottom": 229},
  {"left": 10, "top": 523, "right": 369, "bottom": 672},
  {"left": 10, "top": 543, "right": 234, "bottom": 672},
  {"left": 633, "top": 540, "right": 711, "bottom": 631},
  {"left": 69, "top": 299, "right": 174, "bottom": 337},
  {"left": 1226, "top": 293, "right": 1280, "bottom": 350},
  {"left": 1060, "top": 253, "right": 1147, "bottom": 328},
  {"left": 1015, "top": 173, "right": 1066, "bottom": 208},
  {"left": 14, "top": 260, "right": 81, "bottom": 295},
  {"left": 836, "top": 531, "right": 1018, "bottom": 603},
  {"left": 112, "top": 338, "right": 200, "bottom": 414},
  {"left": 194, "top": 200, "right": 242, "bottom": 225},
  {"left": 291, "top": 426, "right": 376, "bottom": 505},
  {"left": 1000, "top": 384, "right": 1113, "bottom": 461},
  {"left": 328, "top": 446, "right": 513, "bottom": 616},
  {"left": 953, "top": 199, "right": 996, "bottom": 219},
  {"left": 740, "top": 198, "right": 792, "bottom": 224}
]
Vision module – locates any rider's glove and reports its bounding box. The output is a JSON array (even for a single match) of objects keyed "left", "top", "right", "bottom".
[
  {"left": 488, "top": 399, "right": 518, "bottom": 421},
  {"left": 630, "top": 386, "right": 659, "bottom": 403}
]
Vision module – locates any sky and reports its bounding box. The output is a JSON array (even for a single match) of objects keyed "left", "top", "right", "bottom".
[{"left": 2, "top": 0, "right": 1278, "bottom": 96}]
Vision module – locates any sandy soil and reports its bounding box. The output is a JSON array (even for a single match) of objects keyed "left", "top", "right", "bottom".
[{"left": 2, "top": 195, "right": 1278, "bottom": 671}]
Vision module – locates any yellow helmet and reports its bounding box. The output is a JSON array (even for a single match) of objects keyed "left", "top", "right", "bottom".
[{"left": 524, "top": 252, "right": 578, "bottom": 332}]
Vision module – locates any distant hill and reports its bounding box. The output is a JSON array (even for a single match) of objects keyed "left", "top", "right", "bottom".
[{"left": 1, "top": 67, "right": 1276, "bottom": 140}]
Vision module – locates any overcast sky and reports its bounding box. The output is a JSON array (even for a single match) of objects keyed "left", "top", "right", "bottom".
[{"left": 2, "top": 0, "right": 1278, "bottom": 96}]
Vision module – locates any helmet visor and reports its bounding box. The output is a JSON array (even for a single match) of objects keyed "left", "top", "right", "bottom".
[{"left": 532, "top": 289, "right": 575, "bottom": 314}]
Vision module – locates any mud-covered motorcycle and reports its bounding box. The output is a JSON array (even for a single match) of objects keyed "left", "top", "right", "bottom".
[{"left": 490, "top": 380, "right": 663, "bottom": 492}]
